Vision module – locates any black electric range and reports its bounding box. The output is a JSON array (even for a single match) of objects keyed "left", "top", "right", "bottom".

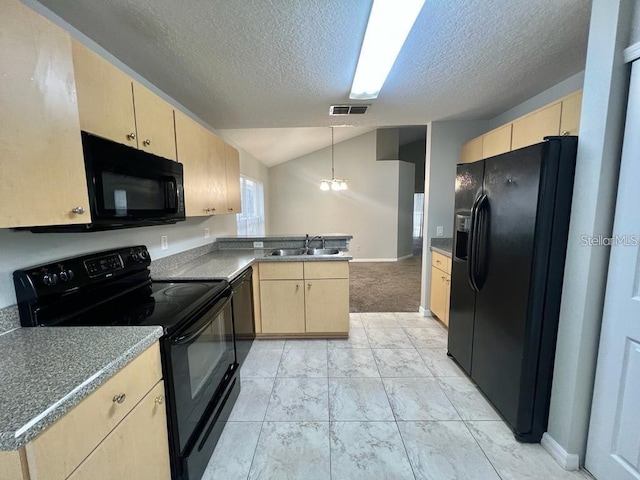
[{"left": 13, "top": 246, "right": 239, "bottom": 480}]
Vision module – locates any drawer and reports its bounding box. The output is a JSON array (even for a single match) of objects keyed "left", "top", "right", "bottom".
[
  {"left": 431, "top": 251, "right": 451, "bottom": 274},
  {"left": 304, "top": 261, "right": 349, "bottom": 279},
  {"left": 25, "top": 342, "right": 162, "bottom": 480},
  {"left": 259, "top": 261, "right": 303, "bottom": 280}
]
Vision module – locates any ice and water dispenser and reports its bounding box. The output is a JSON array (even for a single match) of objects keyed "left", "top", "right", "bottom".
[{"left": 454, "top": 213, "right": 471, "bottom": 260}]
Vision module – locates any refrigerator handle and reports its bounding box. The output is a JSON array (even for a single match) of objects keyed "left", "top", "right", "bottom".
[
  {"left": 467, "top": 195, "right": 482, "bottom": 292},
  {"left": 473, "top": 195, "right": 489, "bottom": 290}
]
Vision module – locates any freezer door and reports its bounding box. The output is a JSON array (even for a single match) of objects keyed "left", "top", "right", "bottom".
[
  {"left": 471, "top": 143, "right": 545, "bottom": 433},
  {"left": 448, "top": 160, "right": 484, "bottom": 374}
]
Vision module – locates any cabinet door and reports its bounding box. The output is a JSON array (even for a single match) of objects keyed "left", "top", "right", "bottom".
[
  {"left": 305, "top": 279, "right": 349, "bottom": 333},
  {"left": 71, "top": 40, "right": 137, "bottom": 147},
  {"left": 429, "top": 266, "right": 447, "bottom": 321},
  {"left": 443, "top": 273, "right": 451, "bottom": 327},
  {"left": 460, "top": 136, "right": 483, "bottom": 164},
  {"left": 260, "top": 280, "right": 305, "bottom": 333},
  {"left": 208, "top": 133, "right": 228, "bottom": 214},
  {"left": 174, "top": 110, "right": 211, "bottom": 216},
  {"left": 225, "top": 143, "right": 242, "bottom": 214},
  {"left": 482, "top": 124, "right": 512, "bottom": 159},
  {"left": 132, "top": 82, "right": 177, "bottom": 160},
  {"left": 511, "top": 102, "right": 561, "bottom": 150},
  {"left": 0, "top": 1, "right": 90, "bottom": 228},
  {"left": 68, "top": 381, "right": 170, "bottom": 480},
  {"left": 560, "top": 91, "right": 582, "bottom": 136}
]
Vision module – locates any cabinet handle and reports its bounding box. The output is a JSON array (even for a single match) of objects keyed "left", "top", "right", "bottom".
[
  {"left": 204, "top": 208, "right": 211, "bottom": 213},
  {"left": 561, "top": 130, "right": 570, "bottom": 136},
  {"left": 113, "top": 393, "right": 126, "bottom": 404},
  {"left": 155, "top": 395, "right": 165, "bottom": 405},
  {"left": 143, "top": 139, "right": 151, "bottom": 146},
  {"left": 308, "top": 283, "right": 312, "bottom": 289},
  {"left": 228, "top": 207, "right": 233, "bottom": 211},
  {"left": 436, "top": 260, "right": 441, "bottom": 264},
  {"left": 441, "top": 276, "right": 445, "bottom": 281},
  {"left": 126, "top": 132, "right": 136, "bottom": 140},
  {"left": 212, "top": 207, "right": 216, "bottom": 212},
  {"left": 71, "top": 206, "right": 85, "bottom": 215}
]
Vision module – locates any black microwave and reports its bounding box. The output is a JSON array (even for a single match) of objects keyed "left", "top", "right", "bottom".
[{"left": 30, "top": 132, "right": 185, "bottom": 232}]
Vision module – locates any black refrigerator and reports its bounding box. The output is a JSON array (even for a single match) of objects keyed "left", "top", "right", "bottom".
[{"left": 448, "top": 136, "right": 578, "bottom": 443}]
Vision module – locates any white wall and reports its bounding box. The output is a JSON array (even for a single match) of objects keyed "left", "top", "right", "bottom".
[
  {"left": 268, "top": 131, "right": 402, "bottom": 260},
  {"left": 397, "top": 161, "right": 416, "bottom": 258},
  {"left": 419, "top": 120, "right": 489, "bottom": 310},
  {"left": 546, "top": 0, "right": 633, "bottom": 466},
  {"left": 487, "top": 71, "right": 585, "bottom": 130}
]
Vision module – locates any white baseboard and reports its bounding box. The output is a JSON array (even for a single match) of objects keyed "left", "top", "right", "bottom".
[
  {"left": 418, "top": 306, "right": 433, "bottom": 317},
  {"left": 397, "top": 254, "right": 413, "bottom": 261},
  {"left": 541, "top": 433, "right": 580, "bottom": 471},
  {"left": 350, "top": 258, "right": 405, "bottom": 262}
]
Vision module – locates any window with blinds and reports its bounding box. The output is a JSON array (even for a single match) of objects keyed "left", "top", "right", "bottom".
[{"left": 236, "top": 176, "right": 265, "bottom": 235}]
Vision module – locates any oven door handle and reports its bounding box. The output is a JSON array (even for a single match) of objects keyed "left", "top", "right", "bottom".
[
  {"left": 173, "top": 317, "right": 215, "bottom": 345},
  {"left": 171, "top": 294, "right": 231, "bottom": 345}
]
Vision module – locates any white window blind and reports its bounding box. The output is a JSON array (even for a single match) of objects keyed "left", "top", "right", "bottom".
[
  {"left": 236, "top": 176, "right": 265, "bottom": 235},
  {"left": 413, "top": 193, "right": 424, "bottom": 238}
]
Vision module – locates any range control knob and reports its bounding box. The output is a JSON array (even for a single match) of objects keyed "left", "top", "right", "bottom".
[
  {"left": 59, "top": 270, "right": 74, "bottom": 282},
  {"left": 131, "top": 253, "right": 141, "bottom": 262},
  {"left": 42, "top": 273, "right": 58, "bottom": 287},
  {"left": 138, "top": 251, "right": 148, "bottom": 261}
]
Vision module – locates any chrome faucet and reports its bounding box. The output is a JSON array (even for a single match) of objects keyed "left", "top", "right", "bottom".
[{"left": 304, "top": 234, "right": 324, "bottom": 250}]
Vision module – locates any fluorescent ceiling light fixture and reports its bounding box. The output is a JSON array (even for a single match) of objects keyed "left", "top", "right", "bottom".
[{"left": 350, "top": 0, "right": 425, "bottom": 100}]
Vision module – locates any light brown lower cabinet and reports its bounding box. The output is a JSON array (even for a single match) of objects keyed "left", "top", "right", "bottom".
[
  {"left": 429, "top": 252, "right": 452, "bottom": 327},
  {"left": 258, "top": 261, "right": 349, "bottom": 336},
  {"left": 68, "top": 381, "right": 170, "bottom": 480},
  {"left": 0, "top": 343, "right": 170, "bottom": 480}
]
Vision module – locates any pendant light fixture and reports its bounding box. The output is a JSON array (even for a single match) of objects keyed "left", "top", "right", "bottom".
[{"left": 320, "top": 127, "right": 348, "bottom": 191}]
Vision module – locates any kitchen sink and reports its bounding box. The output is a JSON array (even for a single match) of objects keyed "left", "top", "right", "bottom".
[
  {"left": 267, "top": 248, "right": 307, "bottom": 256},
  {"left": 306, "top": 248, "right": 340, "bottom": 255}
]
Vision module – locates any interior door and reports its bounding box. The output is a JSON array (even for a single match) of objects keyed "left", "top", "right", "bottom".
[{"left": 585, "top": 61, "right": 640, "bottom": 480}]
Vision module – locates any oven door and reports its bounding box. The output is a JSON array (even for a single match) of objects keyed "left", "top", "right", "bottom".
[
  {"left": 167, "top": 290, "right": 236, "bottom": 453},
  {"left": 81, "top": 131, "right": 185, "bottom": 223}
]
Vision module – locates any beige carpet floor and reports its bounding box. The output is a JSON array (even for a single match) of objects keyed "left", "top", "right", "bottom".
[{"left": 349, "top": 255, "right": 422, "bottom": 312}]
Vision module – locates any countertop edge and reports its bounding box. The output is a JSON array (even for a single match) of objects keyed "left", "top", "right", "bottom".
[
  {"left": 430, "top": 246, "right": 452, "bottom": 257},
  {"left": 1, "top": 327, "right": 163, "bottom": 451}
]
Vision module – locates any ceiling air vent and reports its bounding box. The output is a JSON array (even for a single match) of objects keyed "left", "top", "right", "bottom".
[{"left": 329, "top": 104, "right": 369, "bottom": 116}]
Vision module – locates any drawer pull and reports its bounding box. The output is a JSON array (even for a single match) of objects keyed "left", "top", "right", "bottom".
[
  {"left": 436, "top": 260, "right": 441, "bottom": 264},
  {"left": 155, "top": 395, "right": 165, "bottom": 405},
  {"left": 113, "top": 393, "right": 126, "bottom": 404}
]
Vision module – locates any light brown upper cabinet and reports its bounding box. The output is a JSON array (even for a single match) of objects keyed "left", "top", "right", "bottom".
[
  {"left": 482, "top": 124, "right": 512, "bottom": 159},
  {"left": 72, "top": 42, "right": 176, "bottom": 160},
  {"left": 460, "top": 136, "right": 483, "bottom": 164},
  {"left": 511, "top": 103, "right": 561, "bottom": 151},
  {"left": 175, "top": 111, "right": 239, "bottom": 216},
  {"left": 225, "top": 144, "right": 242, "bottom": 214},
  {"left": 132, "top": 82, "right": 177, "bottom": 160},
  {"left": 72, "top": 41, "right": 138, "bottom": 148},
  {"left": 208, "top": 134, "right": 228, "bottom": 214},
  {"left": 0, "top": 0, "right": 90, "bottom": 228},
  {"left": 560, "top": 91, "right": 583, "bottom": 136},
  {"left": 460, "top": 90, "right": 583, "bottom": 164},
  {"left": 174, "top": 110, "right": 214, "bottom": 216}
]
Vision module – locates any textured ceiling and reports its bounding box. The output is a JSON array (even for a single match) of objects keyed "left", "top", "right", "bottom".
[{"left": 35, "top": 0, "right": 592, "bottom": 164}]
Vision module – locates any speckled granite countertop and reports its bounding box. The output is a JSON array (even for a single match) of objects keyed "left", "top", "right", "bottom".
[
  {"left": 152, "top": 249, "right": 352, "bottom": 282},
  {"left": 430, "top": 237, "right": 453, "bottom": 257},
  {"left": 0, "top": 326, "right": 162, "bottom": 450}
]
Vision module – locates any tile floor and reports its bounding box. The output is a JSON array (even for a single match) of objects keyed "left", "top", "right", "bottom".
[{"left": 202, "top": 312, "right": 593, "bottom": 480}]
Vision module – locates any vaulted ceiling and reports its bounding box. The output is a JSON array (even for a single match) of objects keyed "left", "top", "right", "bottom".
[{"left": 35, "top": 0, "right": 592, "bottom": 164}]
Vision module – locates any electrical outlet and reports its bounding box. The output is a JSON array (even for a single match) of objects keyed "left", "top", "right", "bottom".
[
  {"left": 203, "top": 228, "right": 210, "bottom": 239},
  {"left": 161, "top": 235, "right": 168, "bottom": 250},
  {"left": 253, "top": 241, "right": 264, "bottom": 248},
  {"left": 436, "top": 226, "right": 444, "bottom": 237}
]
